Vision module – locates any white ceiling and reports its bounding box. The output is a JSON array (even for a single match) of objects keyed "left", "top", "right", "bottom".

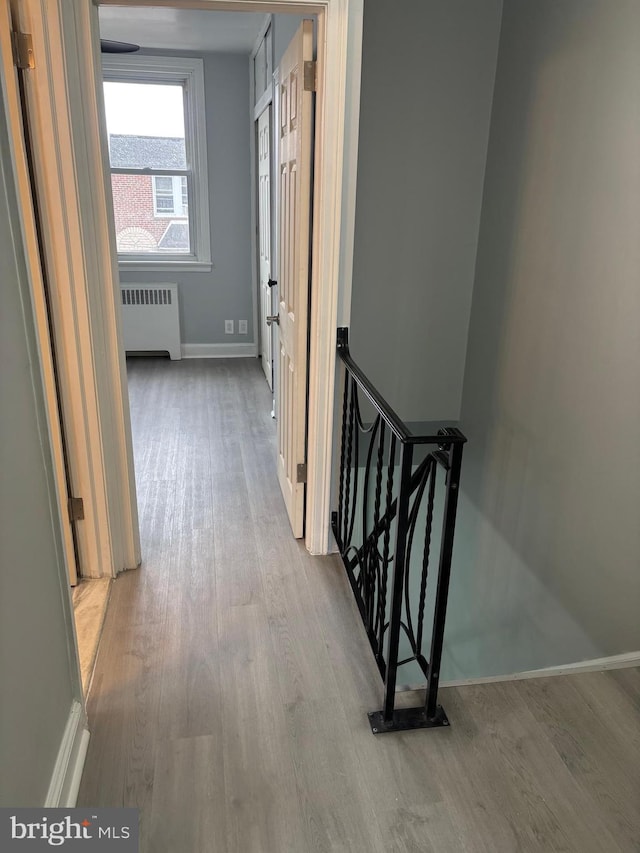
[{"left": 98, "top": 7, "right": 268, "bottom": 54}]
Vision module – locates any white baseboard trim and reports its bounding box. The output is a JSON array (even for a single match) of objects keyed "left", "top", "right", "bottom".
[
  {"left": 44, "top": 700, "right": 90, "bottom": 807},
  {"left": 398, "top": 651, "right": 640, "bottom": 693},
  {"left": 181, "top": 342, "right": 258, "bottom": 359}
]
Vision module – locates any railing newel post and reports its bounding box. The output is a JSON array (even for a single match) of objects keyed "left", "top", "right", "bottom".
[{"left": 425, "top": 438, "right": 464, "bottom": 721}]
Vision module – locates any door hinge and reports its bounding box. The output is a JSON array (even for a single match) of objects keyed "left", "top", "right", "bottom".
[
  {"left": 297, "top": 463, "right": 307, "bottom": 484},
  {"left": 303, "top": 61, "right": 317, "bottom": 92},
  {"left": 68, "top": 496, "right": 85, "bottom": 522},
  {"left": 11, "top": 31, "right": 35, "bottom": 70}
]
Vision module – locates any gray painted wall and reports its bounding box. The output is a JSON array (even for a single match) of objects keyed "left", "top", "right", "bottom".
[
  {"left": 120, "top": 51, "right": 253, "bottom": 346},
  {"left": 0, "top": 90, "right": 80, "bottom": 805},
  {"left": 447, "top": 0, "right": 640, "bottom": 678},
  {"left": 348, "top": 0, "right": 503, "bottom": 422},
  {"left": 273, "top": 14, "right": 306, "bottom": 68}
]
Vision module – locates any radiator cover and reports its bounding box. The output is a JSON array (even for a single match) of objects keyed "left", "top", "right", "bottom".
[{"left": 120, "top": 284, "right": 181, "bottom": 360}]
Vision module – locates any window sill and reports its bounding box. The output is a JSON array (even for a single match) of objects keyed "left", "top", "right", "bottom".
[{"left": 118, "top": 260, "right": 213, "bottom": 274}]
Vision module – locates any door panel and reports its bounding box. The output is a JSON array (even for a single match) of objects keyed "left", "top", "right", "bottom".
[
  {"left": 257, "top": 105, "right": 273, "bottom": 390},
  {"left": 276, "top": 20, "right": 313, "bottom": 539}
]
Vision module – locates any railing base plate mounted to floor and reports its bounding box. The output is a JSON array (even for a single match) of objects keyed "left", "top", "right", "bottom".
[{"left": 368, "top": 705, "right": 450, "bottom": 734}]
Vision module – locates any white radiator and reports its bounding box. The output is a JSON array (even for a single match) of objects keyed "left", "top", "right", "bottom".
[{"left": 120, "top": 284, "right": 181, "bottom": 360}]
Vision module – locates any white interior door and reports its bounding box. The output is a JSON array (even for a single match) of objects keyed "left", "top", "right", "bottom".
[
  {"left": 276, "top": 20, "right": 314, "bottom": 539},
  {"left": 257, "top": 105, "right": 273, "bottom": 390}
]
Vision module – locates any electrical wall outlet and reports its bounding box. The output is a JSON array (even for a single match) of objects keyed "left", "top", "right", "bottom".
[
  {"left": 238, "top": 319, "right": 248, "bottom": 334},
  {"left": 224, "top": 320, "right": 234, "bottom": 334}
]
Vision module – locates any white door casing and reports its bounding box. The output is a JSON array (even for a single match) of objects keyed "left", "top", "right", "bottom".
[
  {"left": 0, "top": 0, "right": 79, "bottom": 585},
  {"left": 257, "top": 105, "right": 273, "bottom": 390},
  {"left": 276, "top": 20, "right": 313, "bottom": 539},
  {"left": 0, "top": 0, "right": 84, "bottom": 701},
  {"left": 8, "top": 0, "right": 141, "bottom": 578}
]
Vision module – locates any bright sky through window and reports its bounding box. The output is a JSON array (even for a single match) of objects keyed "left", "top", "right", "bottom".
[{"left": 103, "top": 82, "right": 185, "bottom": 138}]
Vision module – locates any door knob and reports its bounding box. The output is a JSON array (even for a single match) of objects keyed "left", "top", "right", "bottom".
[
  {"left": 267, "top": 278, "right": 278, "bottom": 288},
  {"left": 266, "top": 315, "right": 280, "bottom": 326}
]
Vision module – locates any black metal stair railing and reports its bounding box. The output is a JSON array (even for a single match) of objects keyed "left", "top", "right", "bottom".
[{"left": 332, "top": 327, "right": 467, "bottom": 734}]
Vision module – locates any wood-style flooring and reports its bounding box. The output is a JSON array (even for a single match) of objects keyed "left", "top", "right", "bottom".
[
  {"left": 78, "top": 357, "right": 640, "bottom": 852},
  {"left": 72, "top": 577, "right": 111, "bottom": 693}
]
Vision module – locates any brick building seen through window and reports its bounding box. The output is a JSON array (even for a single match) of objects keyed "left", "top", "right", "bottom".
[{"left": 109, "top": 135, "right": 190, "bottom": 253}]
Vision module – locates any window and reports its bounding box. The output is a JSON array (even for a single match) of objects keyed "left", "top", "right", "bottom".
[
  {"left": 102, "top": 56, "right": 211, "bottom": 270},
  {"left": 153, "top": 176, "right": 188, "bottom": 217}
]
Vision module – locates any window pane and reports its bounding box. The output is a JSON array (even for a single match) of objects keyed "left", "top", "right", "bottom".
[
  {"left": 181, "top": 177, "right": 188, "bottom": 211},
  {"left": 156, "top": 196, "right": 175, "bottom": 213},
  {"left": 153, "top": 176, "right": 175, "bottom": 215},
  {"left": 111, "top": 173, "right": 190, "bottom": 254},
  {"left": 104, "top": 81, "right": 186, "bottom": 170}
]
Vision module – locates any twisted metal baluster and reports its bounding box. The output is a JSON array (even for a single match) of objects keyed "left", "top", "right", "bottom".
[
  {"left": 360, "top": 416, "right": 380, "bottom": 627},
  {"left": 377, "top": 433, "right": 396, "bottom": 660},
  {"left": 346, "top": 395, "right": 361, "bottom": 553},
  {"left": 402, "top": 458, "right": 432, "bottom": 657},
  {"left": 337, "top": 370, "right": 350, "bottom": 549},
  {"left": 416, "top": 460, "right": 437, "bottom": 656},
  {"left": 382, "top": 442, "right": 414, "bottom": 722},
  {"left": 371, "top": 421, "right": 386, "bottom": 647},
  {"left": 342, "top": 378, "right": 356, "bottom": 549}
]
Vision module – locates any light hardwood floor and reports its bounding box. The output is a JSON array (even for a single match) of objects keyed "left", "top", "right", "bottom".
[
  {"left": 78, "top": 357, "right": 640, "bottom": 852},
  {"left": 72, "top": 577, "right": 111, "bottom": 693}
]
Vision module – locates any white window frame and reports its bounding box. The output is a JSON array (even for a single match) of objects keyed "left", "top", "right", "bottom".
[{"left": 102, "top": 55, "right": 211, "bottom": 272}]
